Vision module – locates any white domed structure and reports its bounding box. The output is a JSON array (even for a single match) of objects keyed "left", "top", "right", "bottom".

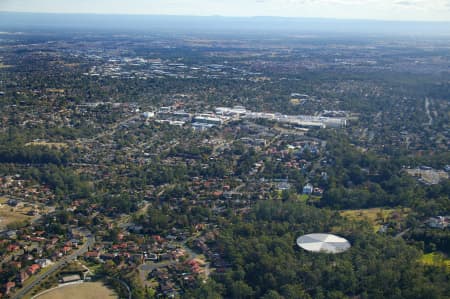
[{"left": 296, "top": 233, "right": 351, "bottom": 254}]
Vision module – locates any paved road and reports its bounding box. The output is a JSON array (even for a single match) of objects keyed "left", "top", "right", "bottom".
[
  {"left": 11, "top": 233, "right": 94, "bottom": 299},
  {"left": 110, "top": 278, "right": 132, "bottom": 299},
  {"left": 86, "top": 114, "right": 140, "bottom": 142},
  {"left": 139, "top": 260, "right": 177, "bottom": 272},
  {"left": 394, "top": 228, "right": 411, "bottom": 239}
]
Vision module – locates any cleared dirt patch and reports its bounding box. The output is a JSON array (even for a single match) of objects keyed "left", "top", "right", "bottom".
[
  {"left": 35, "top": 282, "right": 118, "bottom": 299},
  {"left": 406, "top": 168, "right": 448, "bottom": 185},
  {"left": 0, "top": 198, "right": 34, "bottom": 229}
]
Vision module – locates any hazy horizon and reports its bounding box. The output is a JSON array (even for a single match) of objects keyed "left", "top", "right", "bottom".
[
  {"left": 3, "top": 10, "right": 450, "bottom": 23},
  {"left": 1, "top": 0, "right": 450, "bottom": 22},
  {"left": 1, "top": 12, "right": 450, "bottom": 37}
]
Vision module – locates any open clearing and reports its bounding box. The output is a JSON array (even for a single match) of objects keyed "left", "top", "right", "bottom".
[
  {"left": 405, "top": 168, "right": 448, "bottom": 185},
  {"left": 0, "top": 62, "right": 12, "bottom": 68},
  {"left": 35, "top": 282, "right": 117, "bottom": 299},
  {"left": 340, "top": 208, "right": 409, "bottom": 232},
  {"left": 25, "top": 141, "right": 69, "bottom": 149},
  {"left": 421, "top": 253, "right": 450, "bottom": 271},
  {"left": 0, "top": 198, "right": 34, "bottom": 229}
]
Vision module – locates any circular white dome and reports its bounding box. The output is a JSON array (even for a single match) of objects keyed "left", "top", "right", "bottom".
[{"left": 296, "top": 233, "right": 351, "bottom": 253}]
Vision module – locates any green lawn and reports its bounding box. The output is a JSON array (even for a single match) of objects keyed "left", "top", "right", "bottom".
[
  {"left": 297, "top": 194, "right": 309, "bottom": 202},
  {"left": 340, "top": 208, "right": 409, "bottom": 232},
  {"left": 421, "top": 253, "right": 450, "bottom": 271}
]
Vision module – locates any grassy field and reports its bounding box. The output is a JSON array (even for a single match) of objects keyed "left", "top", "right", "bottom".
[
  {"left": 306, "top": 195, "right": 321, "bottom": 202},
  {"left": 0, "top": 198, "right": 34, "bottom": 229},
  {"left": 35, "top": 282, "right": 118, "bottom": 299},
  {"left": 340, "top": 208, "right": 409, "bottom": 232},
  {"left": 421, "top": 253, "right": 450, "bottom": 271},
  {"left": 45, "top": 88, "right": 65, "bottom": 93},
  {"left": 25, "top": 141, "right": 69, "bottom": 149}
]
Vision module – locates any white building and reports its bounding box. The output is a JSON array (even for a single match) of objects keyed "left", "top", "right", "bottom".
[
  {"left": 215, "top": 106, "right": 248, "bottom": 117},
  {"left": 142, "top": 111, "right": 155, "bottom": 119},
  {"left": 193, "top": 115, "right": 222, "bottom": 126},
  {"left": 303, "top": 183, "right": 314, "bottom": 195}
]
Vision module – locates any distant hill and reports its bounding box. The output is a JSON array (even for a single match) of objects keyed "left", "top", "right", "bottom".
[{"left": 0, "top": 12, "right": 449, "bottom": 37}]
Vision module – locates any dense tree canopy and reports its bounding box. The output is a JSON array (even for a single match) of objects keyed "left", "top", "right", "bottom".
[{"left": 198, "top": 201, "right": 450, "bottom": 299}]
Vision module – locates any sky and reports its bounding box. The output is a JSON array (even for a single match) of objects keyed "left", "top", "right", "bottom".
[{"left": 1, "top": 0, "right": 450, "bottom": 21}]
